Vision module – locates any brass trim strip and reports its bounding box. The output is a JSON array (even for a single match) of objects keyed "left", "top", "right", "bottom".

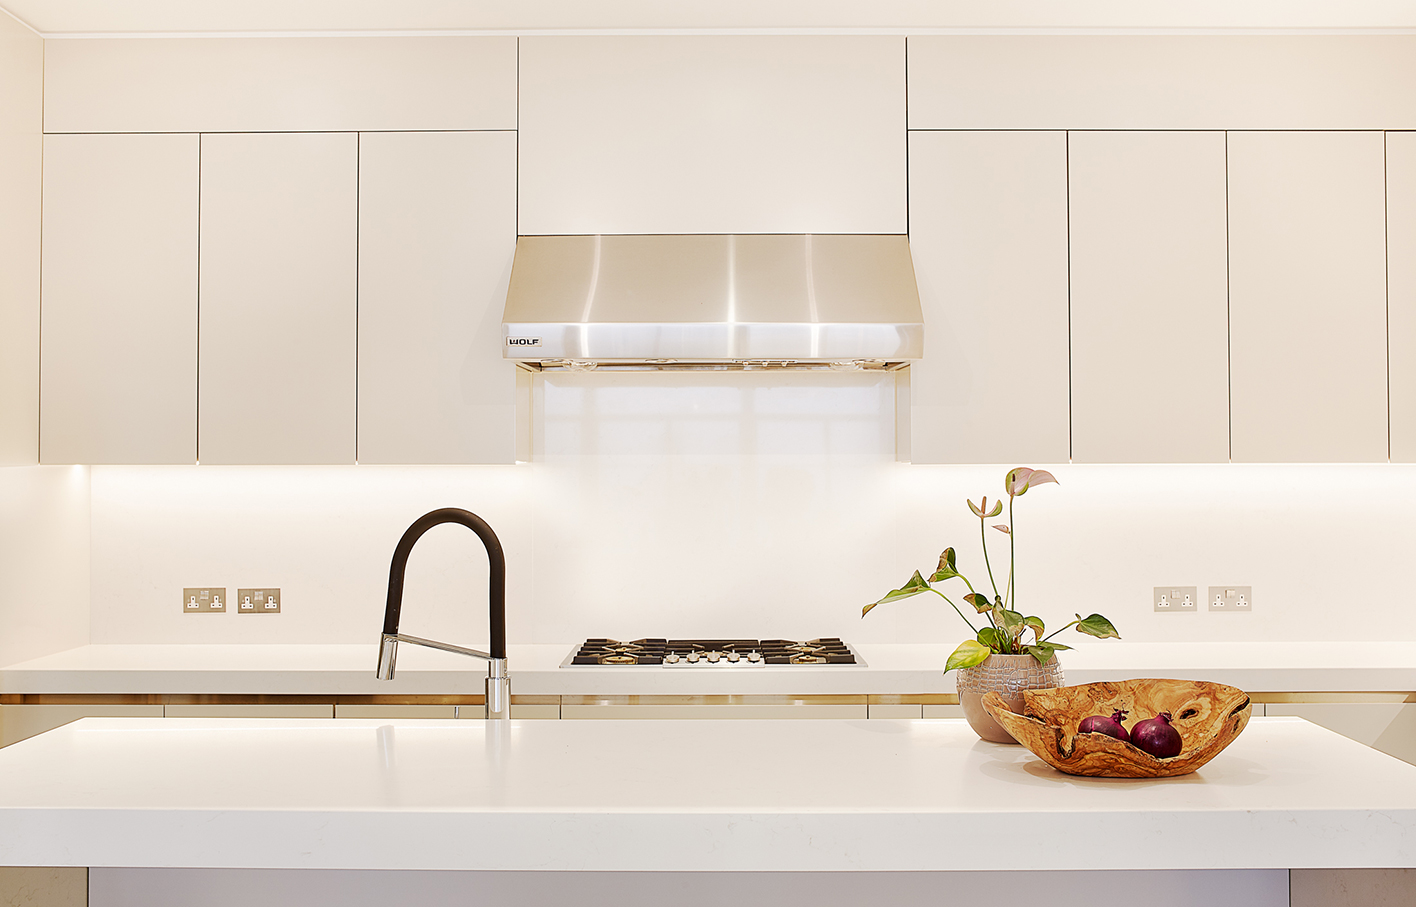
[
  {"left": 3, "top": 692, "right": 1409, "bottom": 707},
  {"left": 559, "top": 694, "right": 869, "bottom": 707},
  {"left": 867, "top": 694, "right": 958, "bottom": 705},
  {"left": 1248, "top": 692, "right": 1416, "bottom": 704}
]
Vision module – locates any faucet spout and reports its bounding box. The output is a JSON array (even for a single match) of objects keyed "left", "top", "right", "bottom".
[{"left": 375, "top": 508, "right": 510, "bottom": 720}]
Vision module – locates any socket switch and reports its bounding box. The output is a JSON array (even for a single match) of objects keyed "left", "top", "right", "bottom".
[
  {"left": 237, "top": 588, "right": 281, "bottom": 614},
  {"left": 1153, "top": 586, "right": 1198, "bottom": 613},
  {"left": 183, "top": 587, "right": 226, "bottom": 613},
  {"left": 1207, "top": 586, "right": 1252, "bottom": 612}
]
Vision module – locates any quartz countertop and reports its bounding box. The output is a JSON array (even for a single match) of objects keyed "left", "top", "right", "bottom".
[
  {"left": 2, "top": 641, "right": 1415, "bottom": 696},
  {"left": 0, "top": 716, "right": 1412, "bottom": 871}
]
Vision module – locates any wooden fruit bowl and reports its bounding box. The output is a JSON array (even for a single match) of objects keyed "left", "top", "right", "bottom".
[{"left": 981, "top": 678, "right": 1252, "bottom": 778}]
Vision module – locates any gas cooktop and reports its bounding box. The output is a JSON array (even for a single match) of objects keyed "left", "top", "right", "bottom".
[{"left": 562, "top": 638, "right": 862, "bottom": 668}]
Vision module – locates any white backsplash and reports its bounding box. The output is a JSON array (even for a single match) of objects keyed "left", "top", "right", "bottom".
[
  {"left": 0, "top": 465, "right": 90, "bottom": 665},
  {"left": 52, "top": 372, "right": 1416, "bottom": 649}
]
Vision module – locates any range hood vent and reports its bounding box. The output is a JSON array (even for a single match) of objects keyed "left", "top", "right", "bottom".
[{"left": 502, "top": 234, "right": 923, "bottom": 371}]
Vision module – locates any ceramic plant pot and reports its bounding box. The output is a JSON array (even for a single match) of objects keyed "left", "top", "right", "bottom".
[{"left": 955, "top": 653, "right": 1065, "bottom": 744}]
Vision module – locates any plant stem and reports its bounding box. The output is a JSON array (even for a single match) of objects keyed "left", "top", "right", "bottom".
[
  {"left": 1005, "top": 496, "right": 1016, "bottom": 610},
  {"left": 1042, "top": 619, "right": 1080, "bottom": 643},
  {"left": 979, "top": 516, "right": 1000, "bottom": 600},
  {"left": 930, "top": 588, "right": 979, "bottom": 634}
]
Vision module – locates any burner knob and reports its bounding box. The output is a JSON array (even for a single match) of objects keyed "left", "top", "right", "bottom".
[
  {"left": 747, "top": 652, "right": 762, "bottom": 663},
  {"left": 706, "top": 651, "right": 721, "bottom": 663},
  {"left": 686, "top": 652, "right": 700, "bottom": 663},
  {"left": 665, "top": 653, "right": 680, "bottom": 664},
  {"left": 726, "top": 651, "right": 741, "bottom": 663}
]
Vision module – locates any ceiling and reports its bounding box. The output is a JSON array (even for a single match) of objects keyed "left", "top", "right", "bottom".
[{"left": 3, "top": 0, "right": 1415, "bottom": 37}]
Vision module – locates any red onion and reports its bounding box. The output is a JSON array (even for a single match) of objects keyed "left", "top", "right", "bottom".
[
  {"left": 1078, "top": 709, "right": 1130, "bottom": 742},
  {"left": 1130, "top": 712, "right": 1183, "bottom": 758}
]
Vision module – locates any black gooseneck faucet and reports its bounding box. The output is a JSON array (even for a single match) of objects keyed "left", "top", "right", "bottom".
[{"left": 375, "top": 508, "right": 510, "bottom": 720}]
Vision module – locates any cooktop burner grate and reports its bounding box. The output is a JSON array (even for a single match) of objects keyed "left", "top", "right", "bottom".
[{"left": 563, "top": 637, "right": 861, "bottom": 667}]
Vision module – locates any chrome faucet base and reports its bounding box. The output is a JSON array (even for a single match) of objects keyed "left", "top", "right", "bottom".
[
  {"left": 376, "top": 634, "right": 398, "bottom": 681},
  {"left": 486, "top": 658, "right": 510, "bottom": 720}
]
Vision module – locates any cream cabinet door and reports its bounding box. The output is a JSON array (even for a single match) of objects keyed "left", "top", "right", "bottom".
[
  {"left": 905, "top": 131, "right": 1070, "bottom": 464},
  {"left": 40, "top": 133, "right": 199, "bottom": 464},
  {"left": 44, "top": 36, "right": 517, "bottom": 134},
  {"left": 0, "top": 14, "right": 41, "bottom": 466},
  {"left": 1388, "top": 132, "right": 1416, "bottom": 462},
  {"left": 334, "top": 705, "right": 457, "bottom": 719},
  {"left": 357, "top": 131, "right": 518, "bottom": 464},
  {"left": 1227, "top": 131, "right": 1388, "bottom": 463},
  {"left": 164, "top": 704, "right": 334, "bottom": 718},
  {"left": 519, "top": 36, "right": 906, "bottom": 234},
  {"left": 906, "top": 36, "right": 1416, "bottom": 132},
  {"left": 198, "top": 133, "right": 358, "bottom": 464},
  {"left": 1068, "top": 131, "right": 1229, "bottom": 463}
]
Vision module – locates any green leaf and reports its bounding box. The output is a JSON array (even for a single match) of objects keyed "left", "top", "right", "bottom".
[
  {"left": 1074, "top": 613, "right": 1121, "bottom": 640},
  {"left": 976, "top": 627, "right": 1001, "bottom": 650},
  {"left": 1024, "top": 616, "right": 1045, "bottom": 641},
  {"left": 963, "top": 592, "right": 992, "bottom": 613},
  {"left": 1026, "top": 643, "right": 1058, "bottom": 665},
  {"left": 987, "top": 499, "right": 1003, "bottom": 518},
  {"left": 862, "top": 571, "right": 933, "bottom": 616},
  {"left": 944, "top": 639, "right": 993, "bottom": 673},
  {"left": 1047, "top": 642, "right": 1073, "bottom": 651},
  {"left": 997, "top": 608, "right": 1026, "bottom": 636},
  {"left": 929, "top": 548, "right": 961, "bottom": 583}
]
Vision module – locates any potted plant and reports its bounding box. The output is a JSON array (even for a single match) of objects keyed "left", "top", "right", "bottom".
[{"left": 863, "top": 467, "right": 1120, "bottom": 743}]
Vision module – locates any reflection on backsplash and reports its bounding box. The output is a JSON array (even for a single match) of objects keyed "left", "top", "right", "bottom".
[
  {"left": 537, "top": 370, "right": 897, "bottom": 458},
  {"left": 55, "top": 373, "right": 1416, "bottom": 648}
]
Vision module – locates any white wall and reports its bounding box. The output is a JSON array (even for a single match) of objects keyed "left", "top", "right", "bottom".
[
  {"left": 0, "top": 467, "right": 91, "bottom": 666},
  {"left": 85, "top": 377, "right": 1416, "bottom": 648},
  {"left": 0, "top": 10, "right": 41, "bottom": 465},
  {"left": 27, "top": 30, "right": 1416, "bottom": 655}
]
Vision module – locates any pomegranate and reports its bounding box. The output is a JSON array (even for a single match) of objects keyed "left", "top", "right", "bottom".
[
  {"left": 1078, "top": 710, "right": 1130, "bottom": 742},
  {"left": 1130, "top": 711, "right": 1183, "bottom": 758}
]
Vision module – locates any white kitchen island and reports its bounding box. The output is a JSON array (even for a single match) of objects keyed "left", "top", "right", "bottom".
[{"left": 0, "top": 715, "right": 1413, "bottom": 906}]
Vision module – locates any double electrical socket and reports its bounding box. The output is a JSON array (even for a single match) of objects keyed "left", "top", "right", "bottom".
[
  {"left": 1153, "top": 586, "right": 1253, "bottom": 613},
  {"left": 1152, "top": 586, "right": 1197, "bottom": 612},
  {"left": 184, "top": 587, "right": 281, "bottom": 614},
  {"left": 1206, "top": 586, "right": 1252, "bottom": 613},
  {"left": 183, "top": 587, "right": 226, "bottom": 613}
]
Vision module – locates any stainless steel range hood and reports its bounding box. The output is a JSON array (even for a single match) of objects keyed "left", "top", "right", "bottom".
[{"left": 501, "top": 234, "right": 923, "bottom": 371}]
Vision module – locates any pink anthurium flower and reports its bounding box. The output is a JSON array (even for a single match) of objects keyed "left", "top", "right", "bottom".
[
  {"left": 968, "top": 496, "right": 1004, "bottom": 518},
  {"left": 1006, "top": 467, "right": 1058, "bottom": 497}
]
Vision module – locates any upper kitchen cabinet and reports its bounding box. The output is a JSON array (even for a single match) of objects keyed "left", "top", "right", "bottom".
[
  {"left": 518, "top": 36, "right": 906, "bottom": 235},
  {"left": 357, "top": 131, "right": 518, "bottom": 464},
  {"left": 40, "top": 134, "right": 199, "bottom": 464},
  {"left": 906, "top": 131, "right": 1070, "bottom": 464},
  {"left": 907, "top": 36, "right": 1416, "bottom": 130},
  {"left": 1068, "top": 131, "right": 1229, "bottom": 463},
  {"left": 43, "top": 37, "right": 517, "bottom": 133},
  {"left": 198, "top": 133, "right": 357, "bottom": 465},
  {"left": 1228, "top": 131, "right": 1388, "bottom": 463},
  {"left": 1389, "top": 132, "right": 1416, "bottom": 463},
  {"left": 0, "top": 13, "right": 41, "bottom": 465}
]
